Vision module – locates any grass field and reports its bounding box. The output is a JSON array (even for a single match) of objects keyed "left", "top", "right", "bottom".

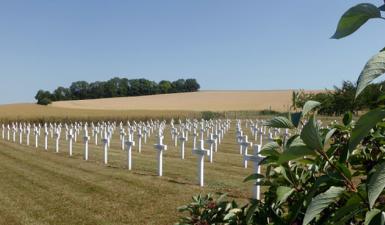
[{"left": 0, "top": 123, "right": 258, "bottom": 225}]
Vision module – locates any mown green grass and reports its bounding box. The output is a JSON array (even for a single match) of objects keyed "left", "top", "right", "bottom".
[{"left": 0, "top": 123, "right": 259, "bottom": 225}]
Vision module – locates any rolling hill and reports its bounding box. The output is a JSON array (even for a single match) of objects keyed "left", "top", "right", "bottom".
[{"left": 51, "top": 90, "right": 293, "bottom": 111}]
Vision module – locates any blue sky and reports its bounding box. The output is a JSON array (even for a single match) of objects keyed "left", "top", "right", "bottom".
[{"left": 0, "top": 0, "right": 384, "bottom": 104}]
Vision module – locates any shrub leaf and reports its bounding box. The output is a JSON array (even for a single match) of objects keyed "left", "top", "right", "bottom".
[
  {"left": 301, "top": 115, "right": 323, "bottom": 151},
  {"left": 349, "top": 108, "right": 385, "bottom": 152},
  {"left": 263, "top": 116, "right": 294, "bottom": 129},
  {"left": 356, "top": 51, "right": 385, "bottom": 98},
  {"left": 302, "top": 186, "right": 345, "bottom": 225},
  {"left": 368, "top": 162, "right": 385, "bottom": 209},
  {"left": 302, "top": 100, "right": 321, "bottom": 117},
  {"left": 331, "top": 3, "right": 381, "bottom": 39}
]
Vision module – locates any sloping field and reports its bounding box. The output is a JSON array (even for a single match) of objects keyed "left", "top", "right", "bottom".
[{"left": 51, "top": 90, "right": 293, "bottom": 111}]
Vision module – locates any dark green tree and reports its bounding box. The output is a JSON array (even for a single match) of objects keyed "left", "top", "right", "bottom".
[
  {"left": 171, "top": 79, "right": 186, "bottom": 93},
  {"left": 158, "top": 80, "right": 172, "bottom": 94},
  {"left": 53, "top": 86, "right": 71, "bottom": 101},
  {"left": 35, "top": 90, "right": 53, "bottom": 105},
  {"left": 184, "top": 78, "right": 200, "bottom": 92},
  {"left": 69, "top": 81, "right": 89, "bottom": 100}
]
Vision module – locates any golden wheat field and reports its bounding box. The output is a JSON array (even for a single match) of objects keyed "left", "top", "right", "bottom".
[
  {"left": 0, "top": 103, "right": 202, "bottom": 122},
  {"left": 51, "top": 90, "right": 293, "bottom": 111}
]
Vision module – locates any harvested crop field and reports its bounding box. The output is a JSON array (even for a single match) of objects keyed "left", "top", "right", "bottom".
[{"left": 51, "top": 90, "right": 294, "bottom": 111}]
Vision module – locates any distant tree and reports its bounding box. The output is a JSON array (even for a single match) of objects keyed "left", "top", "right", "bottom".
[
  {"left": 88, "top": 81, "right": 106, "bottom": 99},
  {"left": 184, "top": 79, "right": 200, "bottom": 92},
  {"left": 35, "top": 90, "right": 53, "bottom": 105},
  {"left": 69, "top": 81, "right": 89, "bottom": 100},
  {"left": 128, "top": 79, "right": 140, "bottom": 96},
  {"left": 331, "top": 80, "right": 356, "bottom": 115},
  {"left": 171, "top": 79, "right": 186, "bottom": 93},
  {"left": 34, "top": 77, "right": 201, "bottom": 104},
  {"left": 158, "top": 80, "right": 172, "bottom": 93},
  {"left": 118, "top": 78, "right": 130, "bottom": 96},
  {"left": 53, "top": 86, "right": 71, "bottom": 101},
  {"left": 103, "top": 78, "right": 119, "bottom": 98}
]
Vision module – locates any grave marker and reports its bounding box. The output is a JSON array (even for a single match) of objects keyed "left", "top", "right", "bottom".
[
  {"left": 192, "top": 140, "right": 210, "bottom": 187},
  {"left": 102, "top": 131, "right": 109, "bottom": 164},
  {"left": 68, "top": 129, "right": 74, "bottom": 156},
  {"left": 84, "top": 125, "right": 89, "bottom": 160},
  {"left": 125, "top": 133, "right": 135, "bottom": 170},
  {"left": 153, "top": 131, "right": 167, "bottom": 176},
  {"left": 244, "top": 144, "right": 264, "bottom": 200},
  {"left": 178, "top": 132, "right": 187, "bottom": 159}
]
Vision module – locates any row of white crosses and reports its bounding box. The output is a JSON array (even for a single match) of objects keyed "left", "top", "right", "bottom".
[
  {"left": 170, "top": 119, "right": 231, "bottom": 163},
  {"left": 1, "top": 119, "right": 240, "bottom": 190},
  {"left": 237, "top": 120, "right": 265, "bottom": 200},
  {"left": 168, "top": 119, "right": 231, "bottom": 186},
  {"left": 238, "top": 118, "right": 307, "bottom": 199}
]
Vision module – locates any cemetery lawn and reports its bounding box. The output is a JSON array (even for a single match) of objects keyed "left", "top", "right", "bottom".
[{"left": 0, "top": 125, "right": 254, "bottom": 225}]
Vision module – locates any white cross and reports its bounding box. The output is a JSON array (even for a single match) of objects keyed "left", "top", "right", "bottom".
[
  {"left": 192, "top": 140, "right": 210, "bottom": 187},
  {"left": 178, "top": 132, "right": 187, "bottom": 160},
  {"left": 240, "top": 135, "right": 252, "bottom": 168},
  {"left": 172, "top": 128, "right": 178, "bottom": 147},
  {"left": 137, "top": 129, "right": 142, "bottom": 153},
  {"left": 125, "top": 133, "right": 135, "bottom": 170},
  {"left": 12, "top": 126, "right": 16, "bottom": 143},
  {"left": 120, "top": 129, "right": 126, "bottom": 150},
  {"left": 19, "top": 126, "right": 23, "bottom": 144},
  {"left": 206, "top": 133, "right": 216, "bottom": 163},
  {"left": 153, "top": 131, "right": 167, "bottom": 176},
  {"left": 94, "top": 128, "right": 99, "bottom": 146},
  {"left": 244, "top": 144, "right": 264, "bottom": 200},
  {"left": 34, "top": 127, "right": 39, "bottom": 148},
  {"left": 44, "top": 125, "right": 49, "bottom": 150},
  {"left": 102, "top": 130, "right": 109, "bottom": 164},
  {"left": 26, "top": 127, "right": 30, "bottom": 146},
  {"left": 68, "top": 129, "right": 74, "bottom": 156},
  {"left": 84, "top": 126, "right": 89, "bottom": 160},
  {"left": 236, "top": 130, "right": 243, "bottom": 154},
  {"left": 7, "top": 125, "right": 10, "bottom": 141},
  {"left": 55, "top": 128, "right": 60, "bottom": 153}
]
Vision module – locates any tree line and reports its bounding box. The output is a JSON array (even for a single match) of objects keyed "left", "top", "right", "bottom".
[
  {"left": 292, "top": 80, "right": 385, "bottom": 116},
  {"left": 35, "top": 77, "right": 200, "bottom": 105}
]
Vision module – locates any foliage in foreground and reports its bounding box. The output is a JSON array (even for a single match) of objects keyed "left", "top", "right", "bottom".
[{"left": 177, "top": 2, "right": 385, "bottom": 224}]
